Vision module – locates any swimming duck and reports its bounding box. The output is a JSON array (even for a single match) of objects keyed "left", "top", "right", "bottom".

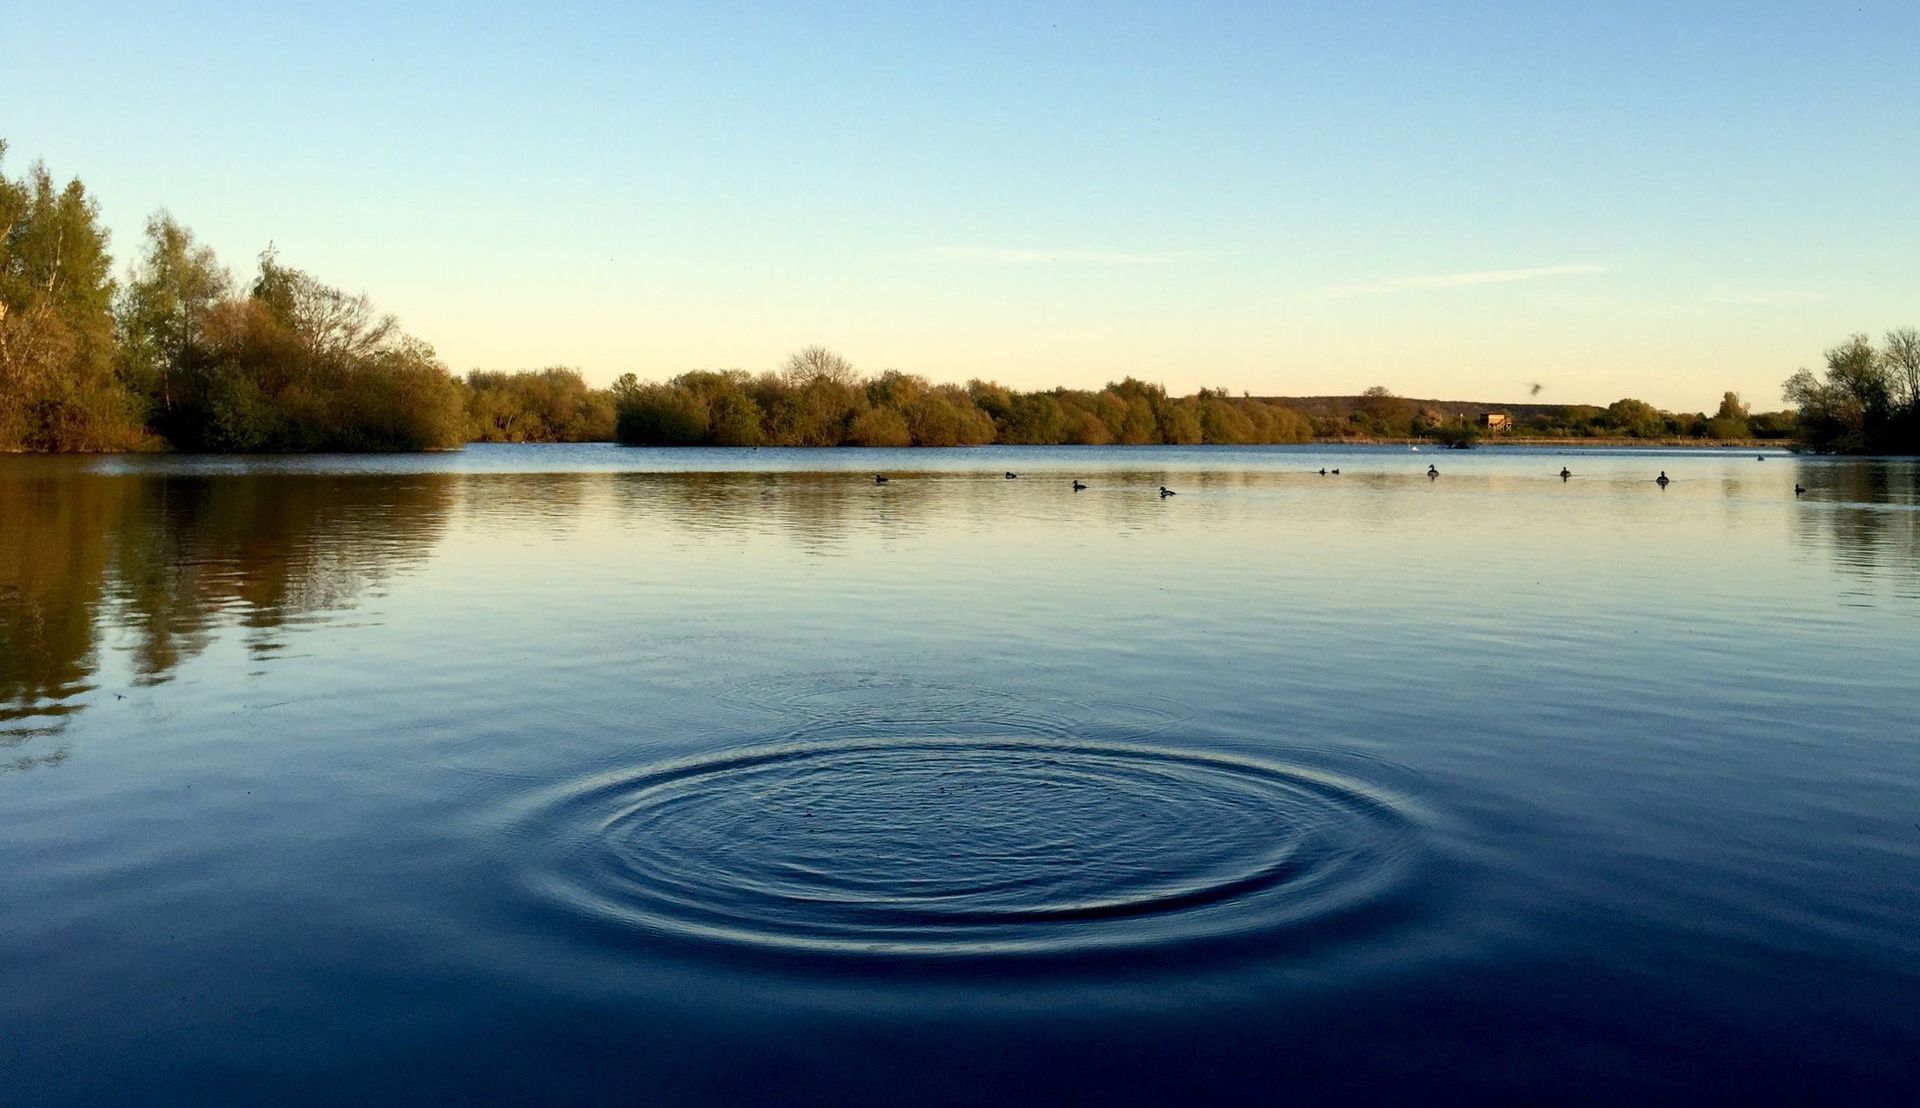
[
  {"left": 1072, "top": 480, "right": 1088, "bottom": 491},
  {"left": 1656, "top": 471, "right": 1670, "bottom": 486},
  {"left": 1795, "top": 483, "right": 1806, "bottom": 496},
  {"left": 1318, "top": 468, "right": 1327, "bottom": 476},
  {"left": 1005, "top": 472, "right": 1018, "bottom": 480},
  {"left": 1427, "top": 465, "right": 1439, "bottom": 478},
  {"left": 1331, "top": 468, "right": 1341, "bottom": 475},
  {"left": 1560, "top": 467, "right": 1572, "bottom": 479},
  {"left": 1159, "top": 486, "right": 1176, "bottom": 497},
  {"left": 874, "top": 475, "right": 889, "bottom": 485}
]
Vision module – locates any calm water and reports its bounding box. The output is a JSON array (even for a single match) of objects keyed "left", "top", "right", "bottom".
[{"left": 2, "top": 444, "right": 1916, "bottom": 1104}]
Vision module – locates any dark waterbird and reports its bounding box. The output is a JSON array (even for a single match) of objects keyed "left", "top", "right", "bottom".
[
  {"left": 1795, "top": 483, "right": 1806, "bottom": 496},
  {"left": 1159, "top": 486, "right": 1176, "bottom": 497},
  {"left": 1427, "top": 465, "right": 1439, "bottom": 479},
  {"left": 874, "top": 475, "right": 889, "bottom": 485},
  {"left": 1657, "top": 471, "right": 1670, "bottom": 487},
  {"left": 1005, "top": 472, "right": 1019, "bottom": 480},
  {"left": 1318, "top": 468, "right": 1327, "bottom": 476},
  {"left": 1072, "top": 480, "right": 1088, "bottom": 491},
  {"left": 1560, "top": 467, "right": 1572, "bottom": 479},
  {"left": 1331, "top": 468, "right": 1340, "bottom": 475}
]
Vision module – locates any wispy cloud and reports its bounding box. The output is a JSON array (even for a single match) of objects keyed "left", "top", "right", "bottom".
[
  {"left": 1328, "top": 263, "right": 1607, "bottom": 297},
  {"left": 917, "top": 245, "right": 1212, "bottom": 265}
]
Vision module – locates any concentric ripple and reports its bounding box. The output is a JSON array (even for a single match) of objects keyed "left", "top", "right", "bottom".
[{"left": 524, "top": 737, "right": 1421, "bottom": 959}]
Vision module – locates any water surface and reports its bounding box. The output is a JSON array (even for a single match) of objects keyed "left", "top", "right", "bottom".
[{"left": 2, "top": 444, "right": 1916, "bottom": 1103}]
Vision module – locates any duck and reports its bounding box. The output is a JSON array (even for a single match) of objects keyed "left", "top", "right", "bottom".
[
  {"left": 1004, "top": 472, "right": 1018, "bottom": 480},
  {"left": 1159, "top": 486, "right": 1176, "bottom": 497},
  {"left": 1559, "top": 467, "right": 1572, "bottom": 479},
  {"left": 1757, "top": 455, "right": 1766, "bottom": 462},
  {"left": 1318, "top": 468, "right": 1327, "bottom": 476},
  {"left": 1656, "top": 471, "right": 1670, "bottom": 486},
  {"left": 1427, "top": 464, "right": 1439, "bottom": 478},
  {"left": 1071, "top": 480, "right": 1088, "bottom": 491},
  {"left": 1795, "top": 483, "right": 1806, "bottom": 496},
  {"left": 874, "top": 475, "right": 889, "bottom": 485},
  {"left": 1331, "top": 468, "right": 1341, "bottom": 475}
]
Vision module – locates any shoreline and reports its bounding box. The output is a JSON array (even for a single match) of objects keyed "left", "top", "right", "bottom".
[
  {"left": 3, "top": 438, "right": 1802, "bottom": 457},
  {"left": 1324, "top": 436, "right": 1790, "bottom": 449}
]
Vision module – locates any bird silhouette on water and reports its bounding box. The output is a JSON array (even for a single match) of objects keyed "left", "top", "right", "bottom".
[
  {"left": 1656, "top": 471, "right": 1670, "bottom": 487},
  {"left": 1331, "top": 468, "right": 1340, "bottom": 475},
  {"left": 1159, "top": 486, "right": 1176, "bottom": 497},
  {"left": 1795, "top": 483, "right": 1806, "bottom": 496},
  {"left": 1427, "top": 464, "right": 1439, "bottom": 479},
  {"left": 1318, "top": 468, "right": 1327, "bottom": 476},
  {"left": 874, "top": 475, "right": 889, "bottom": 485},
  {"left": 1005, "top": 472, "right": 1019, "bottom": 480},
  {"left": 1072, "top": 480, "right": 1088, "bottom": 491},
  {"left": 1560, "top": 467, "right": 1572, "bottom": 480}
]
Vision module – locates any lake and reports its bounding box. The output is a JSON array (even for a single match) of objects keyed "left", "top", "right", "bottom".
[{"left": 2, "top": 443, "right": 1916, "bottom": 1104}]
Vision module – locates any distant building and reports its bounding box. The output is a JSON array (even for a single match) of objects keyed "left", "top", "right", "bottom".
[{"left": 1481, "top": 412, "right": 1512, "bottom": 431}]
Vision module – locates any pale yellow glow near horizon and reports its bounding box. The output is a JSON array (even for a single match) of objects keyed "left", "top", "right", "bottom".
[{"left": 416, "top": 273, "right": 1886, "bottom": 414}]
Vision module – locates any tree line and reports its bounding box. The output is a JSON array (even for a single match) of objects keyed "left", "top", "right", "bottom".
[
  {"left": 610, "top": 347, "right": 1316, "bottom": 447},
  {"left": 4, "top": 140, "right": 465, "bottom": 452},
  {"left": 2, "top": 139, "right": 616, "bottom": 453},
  {"left": 608, "top": 351, "right": 1802, "bottom": 449},
  {"left": 13, "top": 136, "right": 1901, "bottom": 454},
  {"left": 1278, "top": 386, "right": 1794, "bottom": 444}
]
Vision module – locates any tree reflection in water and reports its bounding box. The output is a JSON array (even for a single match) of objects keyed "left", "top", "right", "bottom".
[
  {"left": 0, "top": 462, "right": 451, "bottom": 771},
  {"left": 1792, "top": 460, "right": 1920, "bottom": 596}
]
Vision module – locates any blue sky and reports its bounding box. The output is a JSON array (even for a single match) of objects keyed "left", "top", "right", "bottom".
[{"left": 6, "top": 1, "right": 1917, "bottom": 409}]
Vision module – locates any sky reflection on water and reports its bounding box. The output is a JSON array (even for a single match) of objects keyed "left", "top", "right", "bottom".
[{"left": 1, "top": 444, "right": 1916, "bottom": 1104}]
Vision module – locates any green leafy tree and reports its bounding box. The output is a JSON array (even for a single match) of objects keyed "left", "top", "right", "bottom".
[
  {"left": 464, "top": 367, "right": 615, "bottom": 442},
  {"left": 1604, "top": 398, "right": 1662, "bottom": 438},
  {"left": 1785, "top": 330, "right": 1919, "bottom": 453},
  {"left": 1705, "top": 391, "right": 1751, "bottom": 440},
  {"left": 116, "top": 213, "right": 229, "bottom": 431},
  {"left": 0, "top": 142, "right": 146, "bottom": 450},
  {"left": 163, "top": 250, "right": 464, "bottom": 451}
]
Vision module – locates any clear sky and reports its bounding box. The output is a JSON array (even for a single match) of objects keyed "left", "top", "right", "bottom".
[{"left": 6, "top": 1, "right": 1917, "bottom": 410}]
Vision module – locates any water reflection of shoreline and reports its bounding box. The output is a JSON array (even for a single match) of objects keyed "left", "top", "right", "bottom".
[
  {"left": 1792, "top": 460, "right": 1920, "bottom": 593},
  {"left": 1, "top": 465, "right": 452, "bottom": 771}
]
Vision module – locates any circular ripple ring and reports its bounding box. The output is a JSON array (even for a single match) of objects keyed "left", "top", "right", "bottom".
[{"left": 524, "top": 736, "right": 1419, "bottom": 959}]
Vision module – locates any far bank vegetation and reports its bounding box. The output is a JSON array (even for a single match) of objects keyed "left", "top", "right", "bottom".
[{"left": 1, "top": 135, "right": 1890, "bottom": 455}]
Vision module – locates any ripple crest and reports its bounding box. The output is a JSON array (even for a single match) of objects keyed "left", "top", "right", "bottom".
[{"left": 525, "top": 736, "right": 1420, "bottom": 959}]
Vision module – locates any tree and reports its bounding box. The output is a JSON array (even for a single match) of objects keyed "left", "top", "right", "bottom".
[
  {"left": 251, "top": 247, "right": 398, "bottom": 368},
  {"left": 1604, "top": 398, "right": 1662, "bottom": 438},
  {"left": 846, "top": 406, "right": 911, "bottom": 446},
  {"left": 158, "top": 250, "right": 465, "bottom": 451},
  {"left": 783, "top": 345, "right": 858, "bottom": 386},
  {"left": 1198, "top": 394, "right": 1256, "bottom": 443},
  {"left": 1706, "top": 391, "right": 1751, "bottom": 440},
  {"left": 116, "top": 213, "right": 230, "bottom": 429},
  {"left": 1158, "top": 398, "right": 1203, "bottom": 444},
  {"left": 1783, "top": 331, "right": 1918, "bottom": 453},
  {"left": 1884, "top": 327, "right": 1920, "bottom": 412},
  {"left": 615, "top": 383, "right": 708, "bottom": 444},
  {"left": 1353, "top": 385, "right": 1415, "bottom": 437},
  {"left": 1104, "top": 378, "right": 1165, "bottom": 443},
  {"left": 463, "top": 367, "right": 615, "bottom": 442},
  {"left": 0, "top": 143, "right": 146, "bottom": 451}
]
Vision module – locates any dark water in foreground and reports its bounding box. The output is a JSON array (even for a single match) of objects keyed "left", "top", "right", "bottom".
[{"left": 2, "top": 444, "right": 1916, "bottom": 1104}]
